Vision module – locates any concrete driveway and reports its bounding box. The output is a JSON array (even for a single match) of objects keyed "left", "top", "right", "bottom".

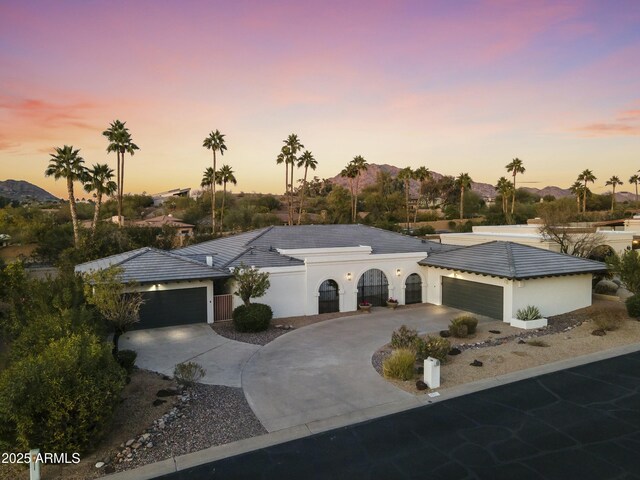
[
  {"left": 242, "top": 304, "right": 491, "bottom": 432},
  {"left": 120, "top": 324, "right": 260, "bottom": 388}
]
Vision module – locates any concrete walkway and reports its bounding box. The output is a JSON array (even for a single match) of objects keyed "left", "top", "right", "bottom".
[
  {"left": 120, "top": 324, "right": 260, "bottom": 388},
  {"left": 242, "top": 304, "right": 490, "bottom": 432}
]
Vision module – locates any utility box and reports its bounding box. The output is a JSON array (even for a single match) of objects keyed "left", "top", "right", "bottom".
[{"left": 424, "top": 357, "right": 440, "bottom": 389}]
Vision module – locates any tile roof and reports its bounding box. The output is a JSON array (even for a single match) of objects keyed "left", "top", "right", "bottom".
[
  {"left": 75, "top": 247, "right": 230, "bottom": 284},
  {"left": 419, "top": 241, "right": 608, "bottom": 280}
]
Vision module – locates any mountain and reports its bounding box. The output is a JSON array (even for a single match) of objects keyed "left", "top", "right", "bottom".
[{"left": 0, "top": 180, "right": 59, "bottom": 203}]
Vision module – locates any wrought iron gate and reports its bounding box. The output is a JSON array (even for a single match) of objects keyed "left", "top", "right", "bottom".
[
  {"left": 357, "top": 269, "right": 389, "bottom": 306},
  {"left": 318, "top": 279, "right": 339, "bottom": 314},
  {"left": 404, "top": 273, "right": 422, "bottom": 304}
]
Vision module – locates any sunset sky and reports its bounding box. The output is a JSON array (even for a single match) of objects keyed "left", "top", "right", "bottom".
[{"left": 1, "top": 0, "right": 639, "bottom": 199}]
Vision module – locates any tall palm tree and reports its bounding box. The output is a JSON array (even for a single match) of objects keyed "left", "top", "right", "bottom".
[
  {"left": 495, "top": 177, "right": 514, "bottom": 216},
  {"left": 456, "top": 172, "right": 472, "bottom": 220},
  {"left": 569, "top": 181, "right": 585, "bottom": 212},
  {"left": 296, "top": 150, "right": 317, "bottom": 225},
  {"left": 45, "top": 145, "right": 87, "bottom": 247},
  {"left": 215, "top": 164, "right": 237, "bottom": 232},
  {"left": 505, "top": 158, "right": 525, "bottom": 214},
  {"left": 103, "top": 120, "right": 139, "bottom": 226},
  {"left": 201, "top": 167, "right": 215, "bottom": 226},
  {"left": 412, "top": 166, "right": 431, "bottom": 225},
  {"left": 84, "top": 163, "right": 117, "bottom": 237},
  {"left": 397, "top": 167, "right": 414, "bottom": 231},
  {"left": 340, "top": 162, "right": 358, "bottom": 223},
  {"left": 351, "top": 155, "right": 368, "bottom": 223},
  {"left": 605, "top": 175, "right": 623, "bottom": 212},
  {"left": 577, "top": 169, "right": 596, "bottom": 212},
  {"left": 283, "top": 134, "right": 304, "bottom": 225},
  {"left": 276, "top": 146, "right": 290, "bottom": 222},
  {"left": 203, "top": 130, "right": 227, "bottom": 233},
  {"left": 629, "top": 174, "right": 640, "bottom": 206}
]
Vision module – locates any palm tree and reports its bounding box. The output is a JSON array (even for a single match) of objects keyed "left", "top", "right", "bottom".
[
  {"left": 45, "top": 145, "right": 87, "bottom": 247},
  {"left": 351, "top": 155, "right": 368, "bottom": 222},
  {"left": 569, "top": 181, "right": 585, "bottom": 211},
  {"left": 296, "top": 150, "right": 317, "bottom": 225},
  {"left": 629, "top": 174, "right": 640, "bottom": 206},
  {"left": 276, "top": 146, "right": 290, "bottom": 221},
  {"left": 412, "top": 166, "right": 431, "bottom": 225},
  {"left": 215, "top": 164, "right": 237, "bottom": 232},
  {"left": 84, "top": 163, "right": 117, "bottom": 237},
  {"left": 397, "top": 167, "right": 414, "bottom": 231},
  {"left": 102, "top": 120, "right": 139, "bottom": 226},
  {"left": 340, "top": 162, "right": 358, "bottom": 223},
  {"left": 495, "top": 177, "right": 514, "bottom": 216},
  {"left": 605, "top": 175, "right": 623, "bottom": 212},
  {"left": 456, "top": 172, "right": 472, "bottom": 220},
  {"left": 505, "top": 158, "right": 525, "bottom": 214},
  {"left": 201, "top": 167, "right": 215, "bottom": 225},
  {"left": 577, "top": 169, "right": 596, "bottom": 212},
  {"left": 283, "top": 134, "right": 304, "bottom": 225},
  {"left": 203, "top": 130, "right": 227, "bottom": 233}
]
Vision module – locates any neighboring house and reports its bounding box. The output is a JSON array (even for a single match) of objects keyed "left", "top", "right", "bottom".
[
  {"left": 132, "top": 215, "right": 194, "bottom": 246},
  {"left": 0, "top": 234, "right": 10, "bottom": 247},
  {"left": 442, "top": 224, "right": 632, "bottom": 255},
  {"left": 151, "top": 188, "right": 191, "bottom": 206},
  {"left": 75, "top": 224, "right": 607, "bottom": 330}
]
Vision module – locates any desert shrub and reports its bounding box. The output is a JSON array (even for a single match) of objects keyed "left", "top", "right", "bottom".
[
  {"left": 232, "top": 303, "right": 273, "bottom": 332},
  {"left": 592, "top": 309, "right": 625, "bottom": 331},
  {"left": 594, "top": 280, "right": 618, "bottom": 295},
  {"left": 0, "top": 333, "right": 125, "bottom": 452},
  {"left": 526, "top": 339, "right": 549, "bottom": 347},
  {"left": 382, "top": 349, "right": 415, "bottom": 380},
  {"left": 626, "top": 295, "right": 640, "bottom": 319},
  {"left": 117, "top": 349, "right": 137, "bottom": 374},
  {"left": 173, "top": 361, "right": 206, "bottom": 387},
  {"left": 390, "top": 325, "right": 418, "bottom": 350},
  {"left": 449, "top": 315, "right": 478, "bottom": 337},
  {"left": 516, "top": 305, "right": 542, "bottom": 321},
  {"left": 415, "top": 336, "right": 451, "bottom": 362}
]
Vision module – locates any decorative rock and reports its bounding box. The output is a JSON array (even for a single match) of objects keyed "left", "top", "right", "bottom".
[
  {"left": 104, "top": 465, "right": 115, "bottom": 474},
  {"left": 153, "top": 399, "right": 167, "bottom": 407},
  {"left": 157, "top": 388, "right": 179, "bottom": 397},
  {"left": 489, "top": 330, "right": 501, "bottom": 334},
  {"left": 414, "top": 365, "right": 424, "bottom": 374},
  {"left": 146, "top": 442, "right": 153, "bottom": 448},
  {"left": 439, "top": 330, "right": 451, "bottom": 338},
  {"left": 125, "top": 439, "right": 134, "bottom": 447},
  {"left": 470, "top": 359, "right": 483, "bottom": 367},
  {"left": 132, "top": 442, "right": 141, "bottom": 449},
  {"left": 95, "top": 462, "right": 105, "bottom": 469},
  {"left": 592, "top": 329, "right": 606, "bottom": 336},
  {"left": 517, "top": 339, "right": 526, "bottom": 344},
  {"left": 416, "top": 380, "right": 428, "bottom": 391},
  {"left": 448, "top": 348, "right": 461, "bottom": 356}
]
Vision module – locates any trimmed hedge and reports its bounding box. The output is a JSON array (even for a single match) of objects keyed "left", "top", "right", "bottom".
[
  {"left": 626, "top": 295, "right": 640, "bottom": 319},
  {"left": 232, "top": 303, "right": 273, "bottom": 332}
]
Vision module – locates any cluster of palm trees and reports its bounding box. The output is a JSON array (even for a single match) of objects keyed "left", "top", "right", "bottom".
[
  {"left": 201, "top": 130, "right": 238, "bottom": 234},
  {"left": 339, "top": 155, "right": 369, "bottom": 223},
  {"left": 44, "top": 120, "right": 138, "bottom": 247},
  {"left": 275, "top": 134, "right": 317, "bottom": 226},
  {"left": 570, "top": 169, "right": 639, "bottom": 213}
]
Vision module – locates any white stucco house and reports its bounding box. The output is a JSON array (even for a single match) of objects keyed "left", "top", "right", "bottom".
[{"left": 75, "top": 224, "right": 607, "bottom": 329}]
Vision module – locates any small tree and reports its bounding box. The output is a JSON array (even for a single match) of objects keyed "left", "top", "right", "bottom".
[
  {"left": 232, "top": 263, "right": 270, "bottom": 306},
  {"left": 83, "top": 267, "right": 144, "bottom": 355},
  {"left": 607, "top": 250, "right": 640, "bottom": 295}
]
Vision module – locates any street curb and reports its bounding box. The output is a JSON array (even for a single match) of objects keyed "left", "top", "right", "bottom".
[{"left": 101, "top": 341, "right": 640, "bottom": 479}]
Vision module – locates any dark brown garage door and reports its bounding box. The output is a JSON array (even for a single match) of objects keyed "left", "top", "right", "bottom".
[
  {"left": 441, "top": 277, "right": 503, "bottom": 320},
  {"left": 135, "top": 287, "right": 207, "bottom": 329}
]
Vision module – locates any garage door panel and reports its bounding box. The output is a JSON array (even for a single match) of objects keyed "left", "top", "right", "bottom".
[
  {"left": 135, "top": 287, "right": 207, "bottom": 329},
  {"left": 442, "top": 277, "right": 503, "bottom": 320}
]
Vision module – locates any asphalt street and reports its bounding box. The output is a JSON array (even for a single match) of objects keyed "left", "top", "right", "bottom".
[{"left": 157, "top": 351, "right": 640, "bottom": 480}]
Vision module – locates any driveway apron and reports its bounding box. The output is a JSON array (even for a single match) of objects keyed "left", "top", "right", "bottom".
[{"left": 242, "top": 304, "right": 485, "bottom": 432}]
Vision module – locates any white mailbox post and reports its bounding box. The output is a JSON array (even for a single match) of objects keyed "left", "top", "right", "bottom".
[{"left": 424, "top": 357, "right": 440, "bottom": 389}]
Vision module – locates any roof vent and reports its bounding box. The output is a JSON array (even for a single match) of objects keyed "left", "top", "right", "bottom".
[
  {"left": 269, "top": 246, "right": 275, "bottom": 252},
  {"left": 205, "top": 255, "right": 213, "bottom": 267}
]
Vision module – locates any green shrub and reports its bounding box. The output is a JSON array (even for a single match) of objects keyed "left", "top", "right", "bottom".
[
  {"left": 382, "top": 349, "right": 415, "bottom": 380},
  {"left": 626, "top": 295, "right": 640, "bottom": 319},
  {"left": 117, "top": 349, "right": 137, "bottom": 374},
  {"left": 0, "top": 333, "right": 125, "bottom": 452},
  {"left": 390, "top": 325, "right": 418, "bottom": 350},
  {"left": 415, "top": 336, "right": 451, "bottom": 362},
  {"left": 448, "top": 321, "right": 468, "bottom": 338},
  {"left": 592, "top": 308, "right": 625, "bottom": 331},
  {"left": 516, "top": 305, "right": 542, "bottom": 321},
  {"left": 232, "top": 303, "right": 273, "bottom": 332},
  {"left": 594, "top": 280, "right": 618, "bottom": 295},
  {"left": 173, "top": 361, "right": 206, "bottom": 387},
  {"left": 448, "top": 315, "right": 478, "bottom": 338}
]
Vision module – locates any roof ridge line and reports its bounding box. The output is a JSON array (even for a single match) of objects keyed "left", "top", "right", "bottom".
[
  {"left": 77, "top": 246, "right": 150, "bottom": 269},
  {"left": 246, "top": 226, "right": 274, "bottom": 246},
  {"left": 505, "top": 242, "right": 517, "bottom": 277},
  {"left": 157, "top": 248, "right": 227, "bottom": 272},
  {"left": 222, "top": 247, "right": 254, "bottom": 269}
]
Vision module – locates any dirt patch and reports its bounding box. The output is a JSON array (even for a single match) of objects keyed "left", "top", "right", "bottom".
[
  {"left": 375, "top": 302, "right": 638, "bottom": 395},
  {"left": 0, "top": 244, "right": 37, "bottom": 261}
]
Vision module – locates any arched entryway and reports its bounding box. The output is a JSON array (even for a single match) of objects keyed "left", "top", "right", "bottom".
[
  {"left": 405, "top": 273, "right": 422, "bottom": 304},
  {"left": 318, "top": 279, "right": 340, "bottom": 314},
  {"left": 357, "top": 269, "right": 389, "bottom": 306}
]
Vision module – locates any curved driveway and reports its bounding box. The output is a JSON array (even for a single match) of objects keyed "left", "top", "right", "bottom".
[{"left": 242, "top": 304, "right": 482, "bottom": 432}]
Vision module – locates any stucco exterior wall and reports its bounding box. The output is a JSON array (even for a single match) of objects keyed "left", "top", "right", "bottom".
[
  {"left": 128, "top": 280, "right": 215, "bottom": 323},
  {"left": 511, "top": 274, "right": 592, "bottom": 319}
]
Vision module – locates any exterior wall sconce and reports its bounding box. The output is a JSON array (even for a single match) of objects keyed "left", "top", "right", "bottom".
[
  {"left": 396, "top": 268, "right": 401, "bottom": 277},
  {"left": 346, "top": 272, "right": 352, "bottom": 281}
]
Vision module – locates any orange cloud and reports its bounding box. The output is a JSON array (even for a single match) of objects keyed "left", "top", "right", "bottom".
[
  {"left": 575, "top": 104, "right": 640, "bottom": 137},
  {"left": 0, "top": 96, "right": 99, "bottom": 130}
]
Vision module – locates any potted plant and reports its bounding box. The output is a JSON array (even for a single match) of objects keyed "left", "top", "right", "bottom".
[
  {"left": 510, "top": 305, "right": 548, "bottom": 329},
  {"left": 386, "top": 297, "right": 399, "bottom": 310},
  {"left": 359, "top": 300, "right": 372, "bottom": 313}
]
